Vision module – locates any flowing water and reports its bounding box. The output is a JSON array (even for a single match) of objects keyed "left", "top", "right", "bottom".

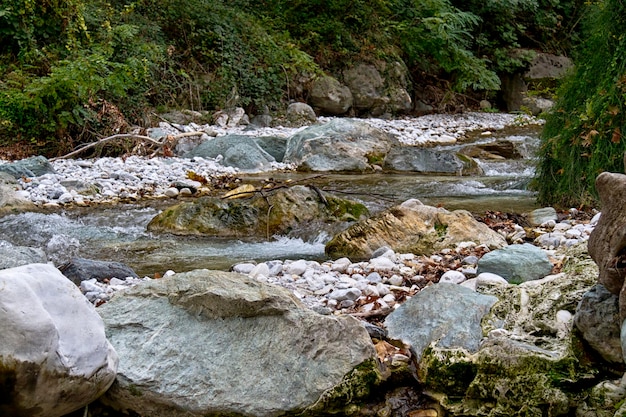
[{"left": 0, "top": 126, "right": 542, "bottom": 276}]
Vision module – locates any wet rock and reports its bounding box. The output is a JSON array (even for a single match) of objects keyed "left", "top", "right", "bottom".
[
  {"left": 98, "top": 269, "right": 378, "bottom": 417},
  {"left": 147, "top": 185, "right": 368, "bottom": 238},
  {"left": 0, "top": 172, "right": 34, "bottom": 212},
  {"left": 284, "top": 118, "right": 394, "bottom": 172},
  {"left": 59, "top": 257, "right": 139, "bottom": 285},
  {"left": 476, "top": 243, "right": 553, "bottom": 284},
  {"left": 384, "top": 147, "right": 482, "bottom": 175},
  {"left": 325, "top": 199, "right": 506, "bottom": 260},
  {"left": 0, "top": 263, "right": 117, "bottom": 417},
  {"left": 574, "top": 284, "right": 622, "bottom": 364},
  {"left": 253, "top": 135, "right": 288, "bottom": 162},
  {"left": 309, "top": 76, "right": 353, "bottom": 115},
  {"left": 183, "top": 135, "right": 276, "bottom": 171}
]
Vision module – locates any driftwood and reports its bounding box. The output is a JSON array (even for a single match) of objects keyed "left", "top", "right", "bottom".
[{"left": 51, "top": 132, "right": 204, "bottom": 161}]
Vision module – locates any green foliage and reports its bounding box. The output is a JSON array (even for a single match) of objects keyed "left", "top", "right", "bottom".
[
  {"left": 0, "top": 0, "right": 584, "bottom": 156},
  {"left": 534, "top": 0, "right": 626, "bottom": 208}
]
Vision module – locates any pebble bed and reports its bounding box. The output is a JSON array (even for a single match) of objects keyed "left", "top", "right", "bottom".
[
  {"left": 5, "top": 111, "right": 581, "bottom": 316},
  {"left": 6, "top": 112, "right": 540, "bottom": 207}
]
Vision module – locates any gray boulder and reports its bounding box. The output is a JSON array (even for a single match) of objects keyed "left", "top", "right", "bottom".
[
  {"left": 184, "top": 135, "right": 276, "bottom": 171},
  {"left": 476, "top": 243, "right": 553, "bottom": 284},
  {"left": 384, "top": 147, "right": 482, "bottom": 175},
  {"left": 0, "top": 239, "right": 47, "bottom": 269},
  {"left": 309, "top": 76, "right": 353, "bottom": 115},
  {"left": 284, "top": 118, "right": 394, "bottom": 172},
  {"left": 0, "top": 263, "right": 118, "bottom": 417},
  {"left": 0, "top": 155, "right": 56, "bottom": 178},
  {"left": 385, "top": 283, "right": 498, "bottom": 362},
  {"left": 286, "top": 102, "right": 317, "bottom": 126},
  {"left": 59, "top": 257, "right": 139, "bottom": 285},
  {"left": 342, "top": 61, "right": 412, "bottom": 115},
  {"left": 574, "top": 284, "right": 622, "bottom": 364},
  {"left": 253, "top": 135, "right": 289, "bottom": 162},
  {"left": 98, "top": 269, "right": 379, "bottom": 417},
  {"left": 525, "top": 52, "right": 573, "bottom": 80}
]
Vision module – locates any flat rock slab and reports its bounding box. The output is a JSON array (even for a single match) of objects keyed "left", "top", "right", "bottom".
[
  {"left": 98, "top": 269, "right": 377, "bottom": 417},
  {"left": 477, "top": 243, "right": 553, "bottom": 284}
]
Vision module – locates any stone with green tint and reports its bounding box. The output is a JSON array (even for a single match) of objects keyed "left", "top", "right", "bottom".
[{"left": 476, "top": 243, "right": 553, "bottom": 284}]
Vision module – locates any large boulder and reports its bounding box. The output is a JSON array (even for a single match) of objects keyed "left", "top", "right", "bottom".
[
  {"left": 384, "top": 147, "right": 482, "bottom": 175},
  {"left": 285, "top": 102, "right": 318, "bottom": 126},
  {"left": 588, "top": 172, "right": 626, "bottom": 320},
  {"left": 476, "top": 243, "right": 554, "bottom": 284},
  {"left": 283, "top": 118, "right": 395, "bottom": 172},
  {"left": 325, "top": 199, "right": 507, "bottom": 260},
  {"left": 342, "top": 61, "right": 412, "bottom": 116},
  {"left": 183, "top": 135, "right": 276, "bottom": 171},
  {"left": 147, "top": 185, "right": 369, "bottom": 238},
  {"left": 98, "top": 269, "right": 379, "bottom": 417},
  {"left": 0, "top": 263, "right": 118, "bottom": 417},
  {"left": 309, "top": 76, "right": 353, "bottom": 115},
  {"left": 397, "top": 245, "right": 598, "bottom": 416}
]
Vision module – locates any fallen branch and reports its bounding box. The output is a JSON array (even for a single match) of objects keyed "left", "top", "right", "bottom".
[{"left": 51, "top": 132, "right": 204, "bottom": 161}]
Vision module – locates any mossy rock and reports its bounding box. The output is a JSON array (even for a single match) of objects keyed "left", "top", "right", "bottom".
[
  {"left": 147, "top": 185, "right": 368, "bottom": 238},
  {"left": 420, "top": 248, "right": 600, "bottom": 416}
]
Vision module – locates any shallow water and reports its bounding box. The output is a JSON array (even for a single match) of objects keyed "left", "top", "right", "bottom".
[{"left": 0, "top": 126, "right": 542, "bottom": 276}]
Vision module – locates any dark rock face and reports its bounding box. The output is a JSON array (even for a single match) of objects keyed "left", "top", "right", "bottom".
[
  {"left": 588, "top": 172, "right": 626, "bottom": 320},
  {"left": 59, "top": 257, "right": 139, "bottom": 285},
  {"left": 0, "top": 155, "right": 56, "bottom": 178}
]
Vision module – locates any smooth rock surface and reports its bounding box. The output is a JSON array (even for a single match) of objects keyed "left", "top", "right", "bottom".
[
  {"left": 283, "top": 118, "right": 394, "bottom": 172},
  {"left": 59, "top": 257, "right": 139, "bottom": 285},
  {"left": 309, "top": 76, "right": 353, "bottom": 115},
  {"left": 0, "top": 263, "right": 118, "bottom": 417},
  {"left": 385, "top": 283, "right": 498, "bottom": 361},
  {"left": 0, "top": 240, "right": 47, "bottom": 269},
  {"left": 476, "top": 243, "right": 553, "bottom": 284},
  {"left": 183, "top": 135, "right": 276, "bottom": 171},
  {"left": 99, "top": 269, "right": 378, "bottom": 417}
]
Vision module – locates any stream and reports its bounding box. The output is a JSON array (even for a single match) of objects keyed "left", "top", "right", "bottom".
[{"left": 0, "top": 126, "right": 542, "bottom": 276}]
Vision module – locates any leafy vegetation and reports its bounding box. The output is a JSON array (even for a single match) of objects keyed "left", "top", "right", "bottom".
[
  {"left": 534, "top": 0, "right": 626, "bottom": 208},
  {"left": 0, "top": 0, "right": 582, "bottom": 156}
]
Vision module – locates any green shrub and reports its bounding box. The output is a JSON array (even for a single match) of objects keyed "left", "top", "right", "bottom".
[{"left": 534, "top": 0, "right": 626, "bottom": 208}]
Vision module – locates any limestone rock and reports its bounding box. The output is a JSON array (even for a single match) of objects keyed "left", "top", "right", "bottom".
[
  {"left": 0, "top": 263, "right": 118, "bottom": 417},
  {"left": 147, "top": 185, "right": 368, "bottom": 238},
  {"left": 343, "top": 63, "right": 388, "bottom": 114},
  {"left": 528, "top": 207, "right": 558, "bottom": 226},
  {"left": 183, "top": 135, "right": 276, "bottom": 171},
  {"left": 417, "top": 254, "right": 597, "bottom": 417},
  {"left": 309, "top": 76, "right": 353, "bottom": 115},
  {"left": 325, "top": 199, "right": 507, "bottom": 260},
  {"left": 385, "top": 283, "right": 498, "bottom": 362},
  {"left": 476, "top": 243, "right": 553, "bottom": 284},
  {"left": 98, "top": 269, "right": 378, "bottom": 417},
  {"left": 588, "top": 172, "right": 626, "bottom": 320},
  {"left": 525, "top": 52, "right": 573, "bottom": 80},
  {"left": 284, "top": 118, "right": 395, "bottom": 172},
  {"left": 0, "top": 172, "right": 34, "bottom": 213},
  {"left": 253, "top": 136, "right": 288, "bottom": 162}
]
